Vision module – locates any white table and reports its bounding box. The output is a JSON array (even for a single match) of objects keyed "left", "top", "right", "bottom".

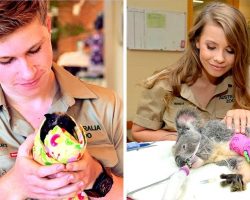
[{"left": 126, "top": 141, "right": 250, "bottom": 200}]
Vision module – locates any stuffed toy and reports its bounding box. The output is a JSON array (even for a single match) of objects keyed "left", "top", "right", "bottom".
[
  {"left": 229, "top": 133, "right": 250, "bottom": 162},
  {"left": 33, "top": 113, "right": 87, "bottom": 200}
]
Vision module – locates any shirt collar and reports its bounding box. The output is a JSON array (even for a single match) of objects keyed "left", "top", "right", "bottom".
[
  {"left": 53, "top": 63, "right": 98, "bottom": 100},
  {"left": 0, "top": 87, "right": 6, "bottom": 106},
  {"left": 180, "top": 75, "right": 233, "bottom": 105},
  {"left": 214, "top": 75, "right": 233, "bottom": 95},
  {"left": 180, "top": 83, "right": 197, "bottom": 104}
]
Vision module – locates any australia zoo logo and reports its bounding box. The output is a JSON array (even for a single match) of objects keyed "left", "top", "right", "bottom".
[
  {"left": 82, "top": 125, "right": 101, "bottom": 138},
  {"left": 219, "top": 95, "right": 234, "bottom": 103}
]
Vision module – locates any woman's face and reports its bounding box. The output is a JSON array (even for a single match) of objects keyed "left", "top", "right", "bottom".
[
  {"left": 196, "top": 23, "right": 235, "bottom": 80},
  {"left": 0, "top": 17, "right": 53, "bottom": 98}
]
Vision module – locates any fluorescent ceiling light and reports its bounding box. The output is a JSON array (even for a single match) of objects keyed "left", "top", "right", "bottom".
[{"left": 193, "top": 0, "right": 204, "bottom": 3}]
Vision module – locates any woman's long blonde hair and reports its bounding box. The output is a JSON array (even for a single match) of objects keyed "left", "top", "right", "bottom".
[{"left": 144, "top": 2, "right": 250, "bottom": 109}]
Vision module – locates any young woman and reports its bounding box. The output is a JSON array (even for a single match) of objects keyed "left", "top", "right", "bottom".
[{"left": 132, "top": 2, "right": 250, "bottom": 142}]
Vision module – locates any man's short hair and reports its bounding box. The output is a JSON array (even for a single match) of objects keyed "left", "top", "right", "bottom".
[{"left": 0, "top": 0, "right": 48, "bottom": 38}]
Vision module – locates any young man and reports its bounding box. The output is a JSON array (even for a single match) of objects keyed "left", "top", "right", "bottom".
[{"left": 0, "top": 1, "right": 123, "bottom": 199}]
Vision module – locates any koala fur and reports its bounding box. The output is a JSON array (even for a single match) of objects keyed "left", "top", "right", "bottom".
[
  {"left": 172, "top": 107, "right": 250, "bottom": 192},
  {"left": 40, "top": 112, "right": 78, "bottom": 143}
]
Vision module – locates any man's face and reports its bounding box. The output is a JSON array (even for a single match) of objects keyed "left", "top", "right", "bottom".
[{"left": 0, "top": 17, "right": 53, "bottom": 97}]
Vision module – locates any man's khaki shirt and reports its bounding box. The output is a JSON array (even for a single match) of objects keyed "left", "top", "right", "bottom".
[
  {"left": 0, "top": 64, "right": 123, "bottom": 177},
  {"left": 134, "top": 76, "right": 234, "bottom": 131}
]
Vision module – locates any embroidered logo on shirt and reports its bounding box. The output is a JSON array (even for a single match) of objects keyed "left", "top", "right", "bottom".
[
  {"left": 174, "top": 102, "right": 184, "bottom": 105},
  {"left": 83, "top": 125, "right": 101, "bottom": 131},
  {"left": 219, "top": 95, "right": 234, "bottom": 103},
  {"left": 0, "top": 143, "right": 7, "bottom": 148},
  {"left": 0, "top": 169, "right": 6, "bottom": 177},
  {"left": 82, "top": 124, "right": 102, "bottom": 138}
]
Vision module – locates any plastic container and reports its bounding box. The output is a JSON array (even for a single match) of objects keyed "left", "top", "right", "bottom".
[{"left": 162, "top": 165, "right": 190, "bottom": 200}]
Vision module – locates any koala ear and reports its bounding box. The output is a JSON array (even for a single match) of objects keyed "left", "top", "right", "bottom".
[
  {"left": 44, "top": 113, "right": 52, "bottom": 119},
  {"left": 176, "top": 109, "right": 198, "bottom": 124},
  {"left": 59, "top": 114, "right": 76, "bottom": 127},
  {"left": 44, "top": 113, "right": 58, "bottom": 123},
  {"left": 175, "top": 107, "right": 202, "bottom": 130}
]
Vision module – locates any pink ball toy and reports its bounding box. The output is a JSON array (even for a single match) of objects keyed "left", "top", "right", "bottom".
[{"left": 229, "top": 133, "right": 250, "bottom": 162}]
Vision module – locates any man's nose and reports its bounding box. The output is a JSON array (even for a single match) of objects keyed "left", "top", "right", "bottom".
[{"left": 18, "top": 57, "right": 36, "bottom": 79}]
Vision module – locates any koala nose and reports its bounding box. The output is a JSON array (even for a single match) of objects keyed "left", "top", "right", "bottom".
[{"left": 175, "top": 156, "right": 186, "bottom": 167}]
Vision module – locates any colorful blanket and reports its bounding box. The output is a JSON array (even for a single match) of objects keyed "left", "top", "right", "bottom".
[{"left": 33, "top": 116, "right": 87, "bottom": 200}]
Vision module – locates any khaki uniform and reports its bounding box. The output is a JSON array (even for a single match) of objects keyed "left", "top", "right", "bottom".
[
  {"left": 0, "top": 64, "right": 123, "bottom": 177},
  {"left": 134, "top": 76, "right": 234, "bottom": 131}
]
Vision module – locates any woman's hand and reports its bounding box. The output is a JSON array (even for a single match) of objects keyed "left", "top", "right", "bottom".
[
  {"left": 1, "top": 134, "right": 84, "bottom": 200},
  {"left": 223, "top": 109, "right": 250, "bottom": 133}
]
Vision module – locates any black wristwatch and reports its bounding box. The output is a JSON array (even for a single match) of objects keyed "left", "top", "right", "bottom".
[{"left": 84, "top": 163, "right": 114, "bottom": 198}]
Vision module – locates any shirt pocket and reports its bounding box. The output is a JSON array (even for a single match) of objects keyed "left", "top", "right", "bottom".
[{"left": 215, "top": 101, "right": 232, "bottom": 120}]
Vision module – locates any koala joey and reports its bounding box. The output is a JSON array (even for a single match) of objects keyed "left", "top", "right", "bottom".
[
  {"left": 172, "top": 107, "right": 250, "bottom": 192},
  {"left": 40, "top": 112, "right": 78, "bottom": 143}
]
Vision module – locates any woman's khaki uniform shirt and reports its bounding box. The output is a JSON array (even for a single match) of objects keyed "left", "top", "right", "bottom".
[
  {"left": 0, "top": 64, "right": 123, "bottom": 177},
  {"left": 134, "top": 76, "right": 234, "bottom": 131}
]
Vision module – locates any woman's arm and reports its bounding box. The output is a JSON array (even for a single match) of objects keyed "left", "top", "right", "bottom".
[{"left": 131, "top": 123, "right": 177, "bottom": 142}]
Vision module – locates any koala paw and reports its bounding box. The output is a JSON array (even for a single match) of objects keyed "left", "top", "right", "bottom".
[{"left": 220, "top": 173, "right": 246, "bottom": 192}]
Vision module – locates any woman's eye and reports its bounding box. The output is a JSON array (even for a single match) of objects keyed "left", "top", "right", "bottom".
[
  {"left": 226, "top": 48, "right": 235, "bottom": 54},
  {"left": 29, "top": 46, "right": 41, "bottom": 54},
  {"left": 207, "top": 45, "right": 215, "bottom": 50}
]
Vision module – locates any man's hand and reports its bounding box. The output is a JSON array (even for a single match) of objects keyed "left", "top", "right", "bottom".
[
  {"left": 63, "top": 150, "right": 124, "bottom": 199},
  {"left": 64, "top": 150, "right": 103, "bottom": 190},
  {"left": 0, "top": 134, "right": 85, "bottom": 199}
]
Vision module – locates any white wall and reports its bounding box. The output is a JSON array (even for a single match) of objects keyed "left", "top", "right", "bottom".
[
  {"left": 104, "top": 0, "right": 123, "bottom": 98},
  {"left": 127, "top": 0, "right": 187, "bottom": 121}
]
